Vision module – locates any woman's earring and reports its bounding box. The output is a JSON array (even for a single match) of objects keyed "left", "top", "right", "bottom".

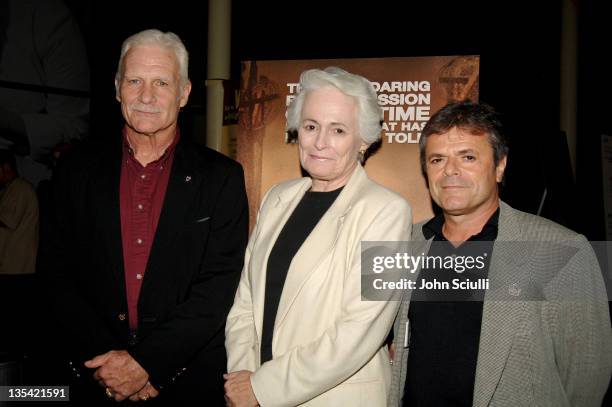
[{"left": 358, "top": 149, "right": 366, "bottom": 164}]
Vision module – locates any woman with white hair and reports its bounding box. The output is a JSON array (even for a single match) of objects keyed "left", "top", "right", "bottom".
[{"left": 225, "top": 67, "right": 412, "bottom": 406}]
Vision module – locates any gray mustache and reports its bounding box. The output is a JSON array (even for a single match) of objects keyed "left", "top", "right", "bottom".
[{"left": 129, "top": 104, "right": 161, "bottom": 113}]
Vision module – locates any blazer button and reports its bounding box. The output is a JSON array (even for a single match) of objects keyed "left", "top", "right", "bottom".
[{"left": 118, "top": 313, "right": 126, "bottom": 321}]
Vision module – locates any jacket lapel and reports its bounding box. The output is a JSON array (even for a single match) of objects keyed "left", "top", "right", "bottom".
[
  {"left": 273, "top": 165, "right": 368, "bottom": 333},
  {"left": 401, "top": 227, "right": 432, "bottom": 305},
  {"left": 142, "top": 141, "right": 199, "bottom": 287},
  {"left": 473, "top": 201, "right": 532, "bottom": 407},
  {"left": 250, "top": 178, "right": 312, "bottom": 341}
]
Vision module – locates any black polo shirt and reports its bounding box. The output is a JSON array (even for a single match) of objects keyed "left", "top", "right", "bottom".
[{"left": 403, "top": 208, "right": 499, "bottom": 407}]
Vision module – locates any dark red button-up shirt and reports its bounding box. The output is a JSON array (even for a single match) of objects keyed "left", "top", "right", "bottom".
[{"left": 119, "top": 129, "right": 179, "bottom": 330}]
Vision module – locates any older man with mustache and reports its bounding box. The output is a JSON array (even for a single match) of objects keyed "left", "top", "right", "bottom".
[{"left": 38, "top": 29, "right": 248, "bottom": 405}]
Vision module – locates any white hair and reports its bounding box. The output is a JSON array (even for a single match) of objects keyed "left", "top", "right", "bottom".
[
  {"left": 114, "top": 29, "right": 189, "bottom": 95},
  {"left": 286, "top": 67, "right": 382, "bottom": 145}
]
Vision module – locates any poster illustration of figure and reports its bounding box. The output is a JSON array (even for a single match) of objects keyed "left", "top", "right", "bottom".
[
  {"left": 236, "top": 61, "right": 283, "bottom": 222},
  {"left": 438, "top": 56, "right": 479, "bottom": 103}
]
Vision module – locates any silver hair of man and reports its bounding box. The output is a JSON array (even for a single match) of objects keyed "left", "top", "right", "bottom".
[
  {"left": 286, "top": 67, "right": 383, "bottom": 146},
  {"left": 114, "top": 29, "right": 190, "bottom": 97}
]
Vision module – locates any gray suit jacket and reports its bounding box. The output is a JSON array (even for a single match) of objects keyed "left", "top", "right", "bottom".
[{"left": 389, "top": 201, "right": 612, "bottom": 406}]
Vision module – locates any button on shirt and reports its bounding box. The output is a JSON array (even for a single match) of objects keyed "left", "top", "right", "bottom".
[{"left": 119, "top": 130, "right": 178, "bottom": 330}]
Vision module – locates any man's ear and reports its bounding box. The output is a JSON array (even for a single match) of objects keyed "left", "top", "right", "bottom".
[
  {"left": 179, "top": 80, "right": 192, "bottom": 108},
  {"left": 115, "top": 79, "right": 121, "bottom": 103},
  {"left": 496, "top": 155, "right": 507, "bottom": 183}
]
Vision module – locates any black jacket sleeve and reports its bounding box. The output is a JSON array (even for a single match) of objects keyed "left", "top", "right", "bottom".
[{"left": 37, "top": 150, "right": 120, "bottom": 360}]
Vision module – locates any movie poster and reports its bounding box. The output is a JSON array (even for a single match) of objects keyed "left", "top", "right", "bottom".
[{"left": 234, "top": 56, "right": 479, "bottom": 228}]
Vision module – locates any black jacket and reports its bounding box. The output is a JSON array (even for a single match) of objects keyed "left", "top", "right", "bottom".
[{"left": 38, "top": 136, "right": 248, "bottom": 402}]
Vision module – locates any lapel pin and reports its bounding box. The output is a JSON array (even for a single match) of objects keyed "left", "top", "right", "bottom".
[
  {"left": 508, "top": 283, "right": 521, "bottom": 297},
  {"left": 185, "top": 176, "right": 192, "bottom": 182}
]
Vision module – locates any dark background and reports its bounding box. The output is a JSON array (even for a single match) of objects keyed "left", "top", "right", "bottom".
[
  {"left": 1, "top": 0, "right": 609, "bottom": 401},
  {"left": 63, "top": 0, "right": 609, "bottom": 239}
]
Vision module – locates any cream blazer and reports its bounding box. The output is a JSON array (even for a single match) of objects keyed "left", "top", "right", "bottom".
[{"left": 226, "top": 165, "right": 412, "bottom": 406}]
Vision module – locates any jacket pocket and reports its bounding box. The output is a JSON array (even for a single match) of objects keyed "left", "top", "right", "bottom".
[{"left": 491, "top": 333, "right": 536, "bottom": 406}]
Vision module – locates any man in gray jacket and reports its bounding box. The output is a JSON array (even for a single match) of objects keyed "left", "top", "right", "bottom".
[{"left": 389, "top": 101, "right": 611, "bottom": 406}]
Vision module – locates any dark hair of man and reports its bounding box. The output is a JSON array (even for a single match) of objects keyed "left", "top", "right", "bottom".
[{"left": 419, "top": 101, "right": 508, "bottom": 176}]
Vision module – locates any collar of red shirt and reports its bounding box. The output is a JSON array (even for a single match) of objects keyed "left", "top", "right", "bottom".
[{"left": 121, "top": 127, "right": 181, "bottom": 169}]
